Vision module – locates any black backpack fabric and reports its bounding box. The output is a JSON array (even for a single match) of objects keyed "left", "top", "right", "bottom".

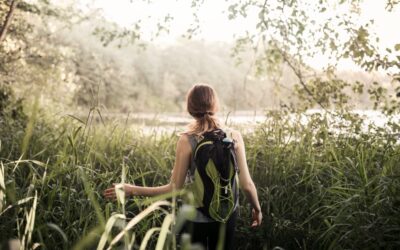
[{"left": 188, "top": 129, "right": 239, "bottom": 223}]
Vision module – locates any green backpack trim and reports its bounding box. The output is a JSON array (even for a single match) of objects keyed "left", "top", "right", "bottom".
[
  {"left": 190, "top": 170, "right": 204, "bottom": 208},
  {"left": 205, "top": 159, "right": 236, "bottom": 223}
]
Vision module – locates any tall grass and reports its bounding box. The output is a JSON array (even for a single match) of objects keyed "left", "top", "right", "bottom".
[
  {"left": 1, "top": 107, "right": 177, "bottom": 249},
  {"left": 0, "top": 107, "right": 399, "bottom": 249},
  {"left": 236, "top": 111, "right": 400, "bottom": 249}
]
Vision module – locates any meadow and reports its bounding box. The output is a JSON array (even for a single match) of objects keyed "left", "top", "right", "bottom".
[
  {"left": 2, "top": 0, "right": 400, "bottom": 248},
  {"left": 1, "top": 102, "right": 400, "bottom": 250}
]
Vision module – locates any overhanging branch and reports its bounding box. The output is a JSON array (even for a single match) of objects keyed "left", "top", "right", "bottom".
[
  {"left": 0, "top": 0, "right": 19, "bottom": 44},
  {"left": 258, "top": 0, "right": 327, "bottom": 110}
]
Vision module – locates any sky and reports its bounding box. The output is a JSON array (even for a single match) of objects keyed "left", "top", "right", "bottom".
[
  {"left": 79, "top": 0, "right": 400, "bottom": 70},
  {"left": 80, "top": 0, "right": 255, "bottom": 43}
]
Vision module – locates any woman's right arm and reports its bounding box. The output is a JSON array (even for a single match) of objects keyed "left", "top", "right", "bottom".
[
  {"left": 103, "top": 134, "right": 191, "bottom": 198},
  {"left": 232, "top": 130, "right": 262, "bottom": 227}
]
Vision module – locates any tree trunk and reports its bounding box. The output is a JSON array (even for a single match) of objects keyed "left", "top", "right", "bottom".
[{"left": 0, "top": 0, "right": 19, "bottom": 45}]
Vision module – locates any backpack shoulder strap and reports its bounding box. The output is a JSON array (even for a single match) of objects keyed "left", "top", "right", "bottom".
[
  {"left": 222, "top": 127, "right": 234, "bottom": 140},
  {"left": 222, "top": 128, "right": 240, "bottom": 174}
]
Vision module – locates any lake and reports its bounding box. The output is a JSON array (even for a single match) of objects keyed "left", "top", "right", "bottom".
[{"left": 72, "top": 109, "right": 400, "bottom": 135}]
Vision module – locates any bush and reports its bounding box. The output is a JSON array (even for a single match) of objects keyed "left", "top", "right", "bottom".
[{"left": 0, "top": 83, "right": 27, "bottom": 159}]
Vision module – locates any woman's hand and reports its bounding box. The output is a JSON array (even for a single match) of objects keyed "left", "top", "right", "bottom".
[
  {"left": 103, "top": 183, "right": 134, "bottom": 200},
  {"left": 251, "top": 208, "right": 262, "bottom": 227}
]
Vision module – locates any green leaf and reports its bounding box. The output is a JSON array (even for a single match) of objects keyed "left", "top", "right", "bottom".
[{"left": 395, "top": 44, "right": 400, "bottom": 51}]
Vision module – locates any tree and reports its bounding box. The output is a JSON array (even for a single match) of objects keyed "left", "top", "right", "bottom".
[
  {"left": 0, "top": 0, "right": 19, "bottom": 44},
  {"left": 0, "top": 0, "right": 89, "bottom": 106},
  {"left": 224, "top": 0, "right": 400, "bottom": 113}
]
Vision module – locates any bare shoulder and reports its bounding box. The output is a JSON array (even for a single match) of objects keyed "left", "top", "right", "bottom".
[
  {"left": 223, "top": 128, "right": 241, "bottom": 140},
  {"left": 176, "top": 133, "right": 192, "bottom": 153},
  {"left": 224, "top": 128, "right": 244, "bottom": 149},
  {"left": 177, "top": 133, "right": 191, "bottom": 145}
]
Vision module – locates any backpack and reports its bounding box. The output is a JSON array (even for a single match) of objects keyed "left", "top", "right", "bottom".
[{"left": 189, "top": 129, "right": 239, "bottom": 223}]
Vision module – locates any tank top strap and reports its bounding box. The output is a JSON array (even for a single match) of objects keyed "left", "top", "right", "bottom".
[
  {"left": 187, "top": 134, "right": 200, "bottom": 176},
  {"left": 187, "top": 134, "right": 198, "bottom": 153}
]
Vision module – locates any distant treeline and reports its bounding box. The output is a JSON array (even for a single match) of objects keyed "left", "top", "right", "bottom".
[{"left": 0, "top": 4, "right": 390, "bottom": 113}]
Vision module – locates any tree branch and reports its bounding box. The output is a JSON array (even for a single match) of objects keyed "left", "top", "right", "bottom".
[
  {"left": 258, "top": 1, "right": 327, "bottom": 110},
  {"left": 276, "top": 47, "right": 327, "bottom": 110},
  {"left": 0, "top": 0, "right": 19, "bottom": 45}
]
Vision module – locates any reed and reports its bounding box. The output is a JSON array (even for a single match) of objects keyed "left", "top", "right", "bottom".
[{"left": 0, "top": 109, "right": 399, "bottom": 249}]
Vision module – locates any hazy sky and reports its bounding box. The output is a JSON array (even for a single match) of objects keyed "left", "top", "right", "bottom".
[
  {"left": 79, "top": 0, "right": 400, "bottom": 70},
  {"left": 81, "top": 0, "right": 255, "bottom": 43}
]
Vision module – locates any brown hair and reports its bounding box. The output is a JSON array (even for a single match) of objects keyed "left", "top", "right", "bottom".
[{"left": 185, "top": 84, "right": 220, "bottom": 135}]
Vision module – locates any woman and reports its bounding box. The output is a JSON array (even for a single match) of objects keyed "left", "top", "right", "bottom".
[{"left": 103, "top": 84, "right": 262, "bottom": 249}]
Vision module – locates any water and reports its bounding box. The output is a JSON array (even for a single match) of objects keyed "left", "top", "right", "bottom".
[
  {"left": 71, "top": 110, "right": 400, "bottom": 135},
  {"left": 127, "top": 111, "right": 267, "bottom": 134}
]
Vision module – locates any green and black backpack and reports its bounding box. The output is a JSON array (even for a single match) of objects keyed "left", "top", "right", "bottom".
[{"left": 188, "top": 129, "right": 239, "bottom": 223}]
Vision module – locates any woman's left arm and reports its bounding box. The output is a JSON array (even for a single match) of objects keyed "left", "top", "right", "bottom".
[{"left": 103, "top": 134, "right": 191, "bottom": 199}]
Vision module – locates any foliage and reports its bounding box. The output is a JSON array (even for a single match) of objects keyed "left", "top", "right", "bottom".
[
  {"left": 2, "top": 1, "right": 400, "bottom": 113},
  {"left": 223, "top": 0, "right": 400, "bottom": 113},
  {"left": 1, "top": 1, "right": 400, "bottom": 249},
  {"left": 0, "top": 0, "right": 87, "bottom": 108},
  {"left": 237, "top": 110, "right": 400, "bottom": 249},
  {"left": 0, "top": 83, "right": 27, "bottom": 160},
  {"left": 82, "top": 0, "right": 400, "bottom": 113},
  {"left": 0, "top": 107, "right": 176, "bottom": 249},
  {"left": 0, "top": 105, "right": 400, "bottom": 249}
]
